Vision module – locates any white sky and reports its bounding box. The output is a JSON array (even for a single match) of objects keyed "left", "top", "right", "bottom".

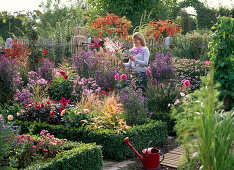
[{"left": 0, "top": 0, "right": 233, "bottom": 13}]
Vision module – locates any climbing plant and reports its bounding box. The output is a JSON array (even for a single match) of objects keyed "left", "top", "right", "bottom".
[{"left": 209, "top": 16, "right": 234, "bottom": 110}]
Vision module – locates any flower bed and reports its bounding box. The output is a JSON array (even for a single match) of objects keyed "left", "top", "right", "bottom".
[
  {"left": 15, "top": 120, "right": 168, "bottom": 161},
  {"left": 22, "top": 142, "right": 102, "bottom": 170}
]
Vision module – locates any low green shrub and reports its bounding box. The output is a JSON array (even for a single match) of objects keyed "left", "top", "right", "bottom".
[
  {"left": 150, "top": 111, "right": 175, "bottom": 136},
  {"left": 25, "top": 142, "right": 102, "bottom": 170},
  {"left": 15, "top": 120, "right": 168, "bottom": 161}
]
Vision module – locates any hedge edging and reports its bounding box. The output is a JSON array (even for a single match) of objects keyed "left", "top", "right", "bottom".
[{"left": 15, "top": 120, "right": 168, "bottom": 161}]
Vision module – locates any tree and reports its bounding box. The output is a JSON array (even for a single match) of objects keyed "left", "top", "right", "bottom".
[{"left": 86, "top": 0, "right": 178, "bottom": 29}]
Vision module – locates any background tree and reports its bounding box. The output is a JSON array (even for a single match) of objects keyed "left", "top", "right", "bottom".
[{"left": 86, "top": 0, "right": 178, "bottom": 29}]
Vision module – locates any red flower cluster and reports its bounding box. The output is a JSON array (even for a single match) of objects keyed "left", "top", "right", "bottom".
[
  {"left": 3, "top": 40, "right": 31, "bottom": 60},
  {"left": 59, "top": 71, "right": 69, "bottom": 79},
  {"left": 42, "top": 49, "right": 48, "bottom": 56}
]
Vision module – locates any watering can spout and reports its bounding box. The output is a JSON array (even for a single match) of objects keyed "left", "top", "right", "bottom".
[{"left": 123, "top": 137, "right": 143, "bottom": 162}]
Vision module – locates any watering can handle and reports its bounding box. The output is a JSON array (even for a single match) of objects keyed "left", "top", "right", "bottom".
[
  {"left": 146, "top": 140, "right": 152, "bottom": 156},
  {"left": 160, "top": 152, "right": 164, "bottom": 163}
]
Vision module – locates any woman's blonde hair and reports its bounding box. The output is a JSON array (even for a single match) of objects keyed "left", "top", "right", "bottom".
[{"left": 133, "top": 32, "right": 146, "bottom": 47}]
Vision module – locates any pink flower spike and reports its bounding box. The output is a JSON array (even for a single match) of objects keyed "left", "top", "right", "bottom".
[
  {"left": 183, "top": 80, "right": 190, "bottom": 87},
  {"left": 114, "top": 74, "right": 119, "bottom": 81},
  {"left": 120, "top": 74, "right": 127, "bottom": 80}
]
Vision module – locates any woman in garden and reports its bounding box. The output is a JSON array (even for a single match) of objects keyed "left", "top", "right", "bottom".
[{"left": 120, "top": 32, "right": 150, "bottom": 91}]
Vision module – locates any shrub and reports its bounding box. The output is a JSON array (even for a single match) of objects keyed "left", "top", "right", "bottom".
[
  {"left": 37, "top": 58, "right": 55, "bottom": 82},
  {"left": 83, "top": 104, "right": 131, "bottom": 134},
  {"left": 8, "top": 131, "right": 67, "bottom": 169},
  {"left": 19, "top": 99, "right": 72, "bottom": 125},
  {"left": 118, "top": 85, "right": 149, "bottom": 125},
  {"left": 13, "top": 88, "right": 34, "bottom": 106},
  {"left": 70, "top": 51, "right": 99, "bottom": 78},
  {"left": 172, "top": 72, "right": 233, "bottom": 169},
  {"left": 16, "top": 120, "right": 168, "bottom": 161},
  {"left": 146, "top": 80, "right": 185, "bottom": 113},
  {"left": 0, "top": 119, "right": 19, "bottom": 167},
  {"left": 95, "top": 67, "right": 119, "bottom": 91},
  {"left": 72, "top": 76, "right": 101, "bottom": 101},
  {"left": 26, "top": 142, "right": 102, "bottom": 170},
  {"left": 209, "top": 16, "right": 234, "bottom": 110},
  {"left": 148, "top": 52, "right": 175, "bottom": 82},
  {"left": 172, "top": 31, "right": 211, "bottom": 60},
  {"left": 173, "top": 58, "right": 210, "bottom": 92},
  {"left": 48, "top": 70, "right": 74, "bottom": 101},
  {"left": 0, "top": 103, "right": 22, "bottom": 122},
  {"left": 63, "top": 108, "right": 92, "bottom": 128},
  {"left": 0, "top": 56, "right": 22, "bottom": 105}
]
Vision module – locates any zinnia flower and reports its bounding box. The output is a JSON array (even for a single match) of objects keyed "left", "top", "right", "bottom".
[
  {"left": 50, "top": 112, "right": 55, "bottom": 117},
  {"left": 32, "top": 145, "right": 37, "bottom": 149},
  {"left": 59, "top": 71, "right": 66, "bottom": 76},
  {"left": 120, "top": 74, "right": 127, "bottom": 80},
  {"left": 7, "top": 115, "right": 14, "bottom": 121},
  {"left": 183, "top": 80, "right": 190, "bottom": 87},
  {"left": 64, "top": 75, "right": 68, "bottom": 79},
  {"left": 114, "top": 74, "right": 119, "bottom": 81}
]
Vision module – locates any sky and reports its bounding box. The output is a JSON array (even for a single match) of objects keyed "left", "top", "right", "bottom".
[{"left": 0, "top": 0, "right": 233, "bottom": 13}]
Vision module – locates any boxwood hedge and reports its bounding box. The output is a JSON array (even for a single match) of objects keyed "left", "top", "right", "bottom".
[
  {"left": 5, "top": 141, "right": 102, "bottom": 170},
  {"left": 15, "top": 120, "right": 168, "bottom": 161}
]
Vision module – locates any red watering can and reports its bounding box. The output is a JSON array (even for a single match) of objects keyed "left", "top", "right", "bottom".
[{"left": 123, "top": 137, "right": 164, "bottom": 170}]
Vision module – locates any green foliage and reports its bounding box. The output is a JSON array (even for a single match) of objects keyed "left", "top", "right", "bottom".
[
  {"left": 209, "top": 16, "right": 234, "bottom": 109},
  {"left": 16, "top": 142, "right": 102, "bottom": 170},
  {"left": 150, "top": 111, "right": 176, "bottom": 136},
  {"left": 48, "top": 71, "right": 74, "bottom": 101},
  {"left": 16, "top": 120, "right": 168, "bottom": 161},
  {"left": 172, "top": 72, "right": 233, "bottom": 169},
  {"left": 83, "top": 105, "right": 131, "bottom": 134},
  {"left": 146, "top": 81, "right": 184, "bottom": 113},
  {"left": 172, "top": 31, "right": 211, "bottom": 60},
  {"left": 0, "top": 103, "right": 22, "bottom": 121},
  {"left": 0, "top": 119, "right": 19, "bottom": 167},
  {"left": 174, "top": 58, "right": 210, "bottom": 92},
  {"left": 63, "top": 108, "right": 92, "bottom": 128},
  {"left": 0, "top": 12, "right": 28, "bottom": 40},
  {"left": 36, "top": 0, "right": 84, "bottom": 37}
]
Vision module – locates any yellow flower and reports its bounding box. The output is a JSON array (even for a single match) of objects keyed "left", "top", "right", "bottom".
[
  {"left": 17, "top": 112, "right": 20, "bottom": 117},
  {"left": 7, "top": 115, "right": 14, "bottom": 121},
  {"left": 0, "top": 114, "right": 4, "bottom": 120}
]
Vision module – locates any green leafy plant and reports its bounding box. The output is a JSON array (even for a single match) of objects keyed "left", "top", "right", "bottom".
[
  {"left": 83, "top": 104, "right": 131, "bottom": 134},
  {"left": 146, "top": 80, "right": 185, "bottom": 113},
  {"left": 172, "top": 71, "right": 233, "bottom": 169},
  {"left": 48, "top": 70, "right": 74, "bottom": 101},
  {"left": 63, "top": 108, "right": 92, "bottom": 128},
  {"left": 172, "top": 31, "right": 211, "bottom": 60},
  {"left": 0, "top": 119, "right": 19, "bottom": 167},
  {"left": 9, "top": 131, "right": 67, "bottom": 168},
  {"left": 209, "top": 16, "right": 234, "bottom": 110}
]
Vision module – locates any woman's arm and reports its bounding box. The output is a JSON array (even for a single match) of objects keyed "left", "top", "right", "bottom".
[
  {"left": 123, "top": 59, "right": 131, "bottom": 67},
  {"left": 135, "top": 47, "right": 150, "bottom": 66}
]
